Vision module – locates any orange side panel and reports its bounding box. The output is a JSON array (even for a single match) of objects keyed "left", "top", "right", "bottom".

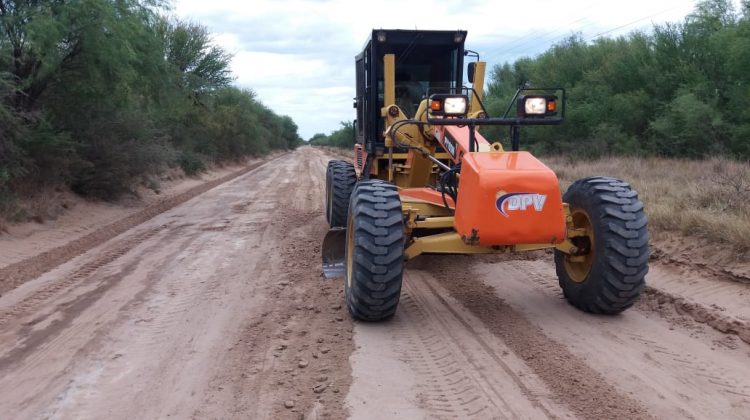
[
  {"left": 454, "top": 152, "right": 566, "bottom": 245},
  {"left": 437, "top": 125, "right": 492, "bottom": 164},
  {"left": 400, "top": 188, "right": 454, "bottom": 209}
]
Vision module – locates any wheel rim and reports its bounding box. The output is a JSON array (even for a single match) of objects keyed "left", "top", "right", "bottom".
[
  {"left": 346, "top": 214, "right": 355, "bottom": 288},
  {"left": 564, "top": 208, "right": 595, "bottom": 283}
]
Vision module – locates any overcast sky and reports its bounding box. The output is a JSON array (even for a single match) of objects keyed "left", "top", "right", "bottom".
[{"left": 173, "top": 0, "right": 704, "bottom": 139}]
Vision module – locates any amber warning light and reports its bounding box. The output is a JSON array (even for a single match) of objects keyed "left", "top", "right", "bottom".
[{"left": 428, "top": 94, "right": 468, "bottom": 117}]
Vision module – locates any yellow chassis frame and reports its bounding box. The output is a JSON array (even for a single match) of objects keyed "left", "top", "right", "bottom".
[{"left": 401, "top": 196, "right": 587, "bottom": 260}]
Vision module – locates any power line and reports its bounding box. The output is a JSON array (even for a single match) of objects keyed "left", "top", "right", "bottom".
[
  {"left": 483, "top": 19, "right": 600, "bottom": 62},
  {"left": 481, "top": 15, "right": 591, "bottom": 59},
  {"left": 585, "top": 4, "right": 687, "bottom": 41},
  {"left": 480, "top": 0, "right": 602, "bottom": 60},
  {"left": 481, "top": 1, "right": 697, "bottom": 65}
]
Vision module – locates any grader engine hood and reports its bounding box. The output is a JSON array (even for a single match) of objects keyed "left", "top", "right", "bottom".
[{"left": 454, "top": 151, "right": 566, "bottom": 246}]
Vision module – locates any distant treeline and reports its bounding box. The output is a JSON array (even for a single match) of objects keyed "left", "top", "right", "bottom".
[
  {"left": 1, "top": 0, "right": 302, "bottom": 205},
  {"left": 308, "top": 121, "right": 354, "bottom": 148},
  {"left": 314, "top": 0, "right": 749, "bottom": 160}
]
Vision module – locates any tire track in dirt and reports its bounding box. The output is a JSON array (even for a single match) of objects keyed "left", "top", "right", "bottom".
[
  {"left": 394, "top": 272, "right": 573, "bottom": 419},
  {"left": 0, "top": 154, "right": 284, "bottom": 296},
  {"left": 0, "top": 223, "right": 206, "bottom": 420},
  {"left": 0, "top": 223, "right": 196, "bottom": 378},
  {"left": 411, "top": 256, "right": 654, "bottom": 420},
  {"left": 0, "top": 224, "right": 170, "bottom": 327},
  {"left": 0, "top": 148, "right": 356, "bottom": 419},
  {"left": 650, "top": 237, "right": 750, "bottom": 285},
  {"left": 197, "top": 149, "right": 355, "bottom": 419},
  {"left": 467, "top": 248, "right": 750, "bottom": 346},
  {"left": 472, "top": 257, "right": 750, "bottom": 418},
  {"left": 638, "top": 285, "right": 750, "bottom": 345},
  {"left": 34, "top": 160, "right": 292, "bottom": 419}
]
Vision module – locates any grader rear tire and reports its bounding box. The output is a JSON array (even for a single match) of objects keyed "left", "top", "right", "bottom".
[
  {"left": 554, "top": 177, "right": 649, "bottom": 314},
  {"left": 344, "top": 180, "right": 404, "bottom": 321},
  {"left": 326, "top": 160, "right": 357, "bottom": 228}
]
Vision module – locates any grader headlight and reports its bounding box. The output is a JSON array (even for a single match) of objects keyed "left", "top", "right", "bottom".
[
  {"left": 428, "top": 94, "right": 468, "bottom": 117},
  {"left": 518, "top": 95, "right": 558, "bottom": 117}
]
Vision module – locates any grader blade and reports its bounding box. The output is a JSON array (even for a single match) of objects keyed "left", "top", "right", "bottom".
[{"left": 322, "top": 228, "right": 346, "bottom": 279}]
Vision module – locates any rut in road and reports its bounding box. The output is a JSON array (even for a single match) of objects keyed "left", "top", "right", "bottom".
[
  {"left": 348, "top": 262, "right": 647, "bottom": 420},
  {"left": 348, "top": 247, "right": 749, "bottom": 419},
  {"left": 395, "top": 272, "right": 573, "bottom": 419},
  {"left": 0, "top": 156, "right": 283, "bottom": 296},
  {"left": 2, "top": 146, "right": 749, "bottom": 420},
  {"left": 0, "top": 148, "right": 355, "bottom": 419},
  {"left": 419, "top": 254, "right": 750, "bottom": 420}
]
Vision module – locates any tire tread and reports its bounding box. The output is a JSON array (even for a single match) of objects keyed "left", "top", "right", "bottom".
[
  {"left": 326, "top": 160, "right": 357, "bottom": 227},
  {"left": 555, "top": 176, "right": 649, "bottom": 314},
  {"left": 345, "top": 180, "right": 404, "bottom": 321}
]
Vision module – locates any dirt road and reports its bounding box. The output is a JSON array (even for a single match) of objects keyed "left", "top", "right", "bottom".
[{"left": 1, "top": 147, "right": 748, "bottom": 419}]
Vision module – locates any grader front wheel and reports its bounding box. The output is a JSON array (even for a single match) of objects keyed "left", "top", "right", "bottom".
[
  {"left": 554, "top": 177, "right": 649, "bottom": 314},
  {"left": 344, "top": 180, "right": 404, "bottom": 321},
  {"left": 326, "top": 160, "right": 357, "bottom": 228}
]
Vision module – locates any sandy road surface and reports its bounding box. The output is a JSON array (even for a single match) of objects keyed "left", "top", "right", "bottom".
[
  {"left": 1, "top": 146, "right": 749, "bottom": 419},
  {"left": 0, "top": 147, "right": 354, "bottom": 419}
]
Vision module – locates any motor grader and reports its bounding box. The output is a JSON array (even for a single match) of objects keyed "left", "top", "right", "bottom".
[{"left": 323, "top": 29, "right": 649, "bottom": 321}]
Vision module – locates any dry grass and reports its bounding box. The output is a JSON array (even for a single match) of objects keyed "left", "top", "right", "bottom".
[{"left": 547, "top": 156, "right": 750, "bottom": 253}]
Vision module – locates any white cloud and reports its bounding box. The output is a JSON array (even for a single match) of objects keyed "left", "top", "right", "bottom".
[{"left": 172, "top": 0, "right": 708, "bottom": 139}]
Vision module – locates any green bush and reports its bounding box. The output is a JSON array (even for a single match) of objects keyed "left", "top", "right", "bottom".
[
  {"left": 649, "top": 91, "right": 727, "bottom": 157},
  {"left": 0, "top": 0, "right": 302, "bottom": 205},
  {"left": 72, "top": 138, "right": 177, "bottom": 199},
  {"left": 179, "top": 151, "right": 208, "bottom": 176},
  {"left": 309, "top": 121, "right": 355, "bottom": 148},
  {"left": 485, "top": 0, "right": 750, "bottom": 159}
]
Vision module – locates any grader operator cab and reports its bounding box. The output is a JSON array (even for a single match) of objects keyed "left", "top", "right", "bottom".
[{"left": 323, "top": 29, "right": 649, "bottom": 321}]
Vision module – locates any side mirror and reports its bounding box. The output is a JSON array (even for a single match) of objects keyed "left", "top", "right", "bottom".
[
  {"left": 467, "top": 62, "right": 476, "bottom": 84},
  {"left": 353, "top": 99, "right": 357, "bottom": 108}
]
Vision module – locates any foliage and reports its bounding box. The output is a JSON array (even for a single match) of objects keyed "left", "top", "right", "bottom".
[
  {"left": 159, "top": 19, "right": 234, "bottom": 102},
  {"left": 309, "top": 121, "right": 355, "bottom": 148},
  {"left": 484, "top": 0, "right": 750, "bottom": 159},
  {"left": 0, "top": 0, "right": 302, "bottom": 204}
]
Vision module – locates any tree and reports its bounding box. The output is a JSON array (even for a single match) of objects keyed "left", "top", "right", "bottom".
[
  {"left": 161, "top": 19, "right": 233, "bottom": 102},
  {"left": 0, "top": 0, "right": 302, "bottom": 207},
  {"left": 482, "top": 0, "right": 749, "bottom": 159}
]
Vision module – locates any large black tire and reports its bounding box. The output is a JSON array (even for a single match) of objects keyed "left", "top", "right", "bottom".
[
  {"left": 554, "top": 176, "right": 649, "bottom": 314},
  {"left": 326, "top": 160, "right": 357, "bottom": 228},
  {"left": 344, "top": 180, "right": 404, "bottom": 321}
]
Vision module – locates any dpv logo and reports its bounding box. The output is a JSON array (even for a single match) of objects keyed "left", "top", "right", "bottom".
[{"left": 495, "top": 192, "right": 547, "bottom": 217}]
